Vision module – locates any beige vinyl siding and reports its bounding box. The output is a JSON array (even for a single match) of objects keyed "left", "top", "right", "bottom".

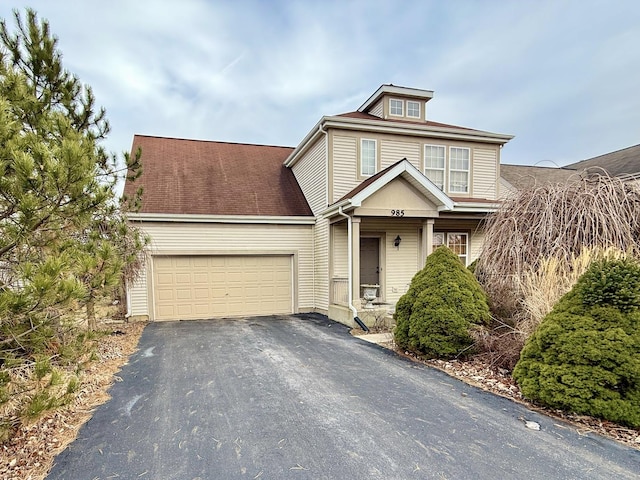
[
  {"left": 292, "top": 137, "right": 327, "bottom": 214},
  {"left": 332, "top": 135, "right": 358, "bottom": 203},
  {"left": 470, "top": 230, "right": 484, "bottom": 263},
  {"left": 331, "top": 223, "right": 348, "bottom": 277},
  {"left": 472, "top": 147, "right": 498, "bottom": 200},
  {"left": 330, "top": 130, "right": 500, "bottom": 202},
  {"left": 380, "top": 140, "right": 421, "bottom": 170},
  {"left": 499, "top": 177, "right": 517, "bottom": 199},
  {"left": 128, "top": 267, "right": 149, "bottom": 319},
  {"left": 314, "top": 218, "right": 329, "bottom": 311},
  {"left": 369, "top": 99, "right": 384, "bottom": 118},
  {"left": 128, "top": 222, "right": 314, "bottom": 319}
]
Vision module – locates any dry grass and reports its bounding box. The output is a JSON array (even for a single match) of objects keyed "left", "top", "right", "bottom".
[
  {"left": 474, "top": 174, "right": 640, "bottom": 368},
  {"left": 0, "top": 321, "right": 145, "bottom": 480},
  {"left": 516, "top": 247, "right": 628, "bottom": 337},
  {"left": 477, "top": 173, "right": 640, "bottom": 318}
]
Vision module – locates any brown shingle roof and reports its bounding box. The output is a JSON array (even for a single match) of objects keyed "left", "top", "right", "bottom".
[
  {"left": 566, "top": 144, "right": 640, "bottom": 177},
  {"left": 500, "top": 164, "right": 580, "bottom": 190},
  {"left": 336, "top": 111, "right": 480, "bottom": 132},
  {"left": 123, "top": 135, "right": 313, "bottom": 216}
]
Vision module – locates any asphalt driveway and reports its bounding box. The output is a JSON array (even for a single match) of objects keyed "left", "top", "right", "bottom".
[{"left": 48, "top": 314, "right": 639, "bottom": 479}]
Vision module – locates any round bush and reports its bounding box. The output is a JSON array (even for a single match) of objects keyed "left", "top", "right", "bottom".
[
  {"left": 394, "top": 246, "right": 490, "bottom": 358},
  {"left": 513, "top": 259, "right": 640, "bottom": 427}
]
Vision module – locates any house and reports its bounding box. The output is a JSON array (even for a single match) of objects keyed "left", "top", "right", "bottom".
[
  {"left": 124, "top": 84, "right": 513, "bottom": 326},
  {"left": 500, "top": 143, "right": 640, "bottom": 193}
]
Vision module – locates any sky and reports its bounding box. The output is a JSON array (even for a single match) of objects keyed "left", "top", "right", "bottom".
[{"left": 1, "top": 0, "right": 639, "bottom": 167}]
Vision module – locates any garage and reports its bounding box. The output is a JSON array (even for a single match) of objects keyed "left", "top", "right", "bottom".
[{"left": 153, "top": 255, "right": 293, "bottom": 320}]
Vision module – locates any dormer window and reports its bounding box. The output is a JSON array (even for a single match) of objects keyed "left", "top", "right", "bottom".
[
  {"left": 389, "top": 98, "right": 404, "bottom": 116},
  {"left": 407, "top": 101, "right": 421, "bottom": 119}
]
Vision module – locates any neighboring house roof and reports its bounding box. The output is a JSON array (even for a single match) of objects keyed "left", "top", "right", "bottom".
[
  {"left": 501, "top": 143, "right": 640, "bottom": 191},
  {"left": 123, "top": 135, "right": 313, "bottom": 217},
  {"left": 500, "top": 164, "right": 580, "bottom": 189},
  {"left": 566, "top": 143, "right": 640, "bottom": 178}
]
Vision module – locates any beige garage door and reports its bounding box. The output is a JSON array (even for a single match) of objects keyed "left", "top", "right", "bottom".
[{"left": 153, "top": 255, "right": 293, "bottom": 320}]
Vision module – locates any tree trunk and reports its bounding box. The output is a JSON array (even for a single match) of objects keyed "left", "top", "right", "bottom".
[{"left": 86, "top": 298, "right": 96, "bottom": 331}]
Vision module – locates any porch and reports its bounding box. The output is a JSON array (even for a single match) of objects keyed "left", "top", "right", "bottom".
[
  {"left": 327, "top": 216, "right": 483, "bottom": 329},
  {"left": 321, "top": 159, "right": 487, "bottom": 329}
]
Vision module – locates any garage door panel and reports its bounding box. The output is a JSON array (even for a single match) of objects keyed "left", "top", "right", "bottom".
[
  {"left": 193, "top": 304, "right": 210, "bottom": 315},
  {"left": 193, "top": 273, "right": 209, "bottom": 284},
  {"left": 176, "top": 304, "right": 194, "bottom": 315},
  {"left": 192, "top": 257, "right": 209, "bottom": 267},
  {"left": 153, "top": 255, "right": 293, "bottom": 321},
  {"left": 173, "top": 257, "right": 192, "bottom": 269},
  {"left": 175, "top": 289, "right": 192, "bottom": 300},
  {"left": 156, "top": 273, "right": 175, "bottom": 285},
  {"left": 156, "top": 289, "right": 174, "bottom": 301},
  {"left": 194, "top": 288, "right": 210, "bottom": 299}
]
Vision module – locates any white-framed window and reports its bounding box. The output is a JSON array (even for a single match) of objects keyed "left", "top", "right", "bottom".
[
  {"left": 424, "top": 144, "right": 446, "bottom": 190},
  {"left": 389, "top": 98, "right": 404, "bottom": 116},
  {"left": 407, "top": 100, "right": 421, "bottom": 118},
  {"left": 433, "top": 232, "right": 469, "bottom": 265},
  {"left": 360, "top": 139, "right": 377, "bottom": 176},
  {"left": 432, "top": 232, "right": 445, "bottom": 250},
  {"left": 449, "top": 147, "right": 470, "bottom": 193}
]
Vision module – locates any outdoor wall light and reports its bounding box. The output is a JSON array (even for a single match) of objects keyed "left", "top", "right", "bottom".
[{"left": 394, "top": 235, "right": 402, "bottom": 248}]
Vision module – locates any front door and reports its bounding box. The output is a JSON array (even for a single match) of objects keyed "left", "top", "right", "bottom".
[{"left": 360, "top": 238, "right": 380, "bottom": 287}]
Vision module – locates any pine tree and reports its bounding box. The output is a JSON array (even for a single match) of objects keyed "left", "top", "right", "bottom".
[
  {"left": 0, "top": 8, "right": 145, "bottom": 360},
  {"left": 394, "top": 246, "right": 490, "bottom": 359}
]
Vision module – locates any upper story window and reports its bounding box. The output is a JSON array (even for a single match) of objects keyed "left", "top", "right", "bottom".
[
  {"left": 389, "top": 98, "right": 404, "bottom": 116},
  {"left": 449, "top": 147, "right": 470, "bottom": 193},
  {"left": 360, "top": 139, "right": 377, "bottom": 176},
  {"left": 407, "top": 101, "right": 421, "bottom": 119},
  {"left": 424, "top": 145, "right": 445, "bottom": 190}
]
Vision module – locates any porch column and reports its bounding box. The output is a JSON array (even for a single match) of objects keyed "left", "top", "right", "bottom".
[
  {"left": 351, "top": 217, "right": 361, "bottom": 303},
  {"left": 422, "top": 219, "right": 435, "bottom": 267}
]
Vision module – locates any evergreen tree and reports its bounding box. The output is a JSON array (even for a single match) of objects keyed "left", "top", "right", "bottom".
[
  {"left": 394, "top": 247, "right": 490, "bottom": 359},
  {"left": 513, "top": 258, "right": 640, "bottom": 427},
  {"left": 0, "top": 8, "right": 145, "bottom": 360}
]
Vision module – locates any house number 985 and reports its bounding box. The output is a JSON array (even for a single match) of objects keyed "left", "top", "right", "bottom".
[{"left": 391, "top": 209, "right": 405, "bottom": 217}]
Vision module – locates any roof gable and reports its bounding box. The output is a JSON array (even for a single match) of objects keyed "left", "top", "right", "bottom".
[
  {"left": 355, "top": 177, "right": 440, "bottom": 217},
  {"left": 123, "top": 135, "right": 312, "bottom": 217},
  {"left": 325, "top": 159, "right": 454, "bottom": 215}
]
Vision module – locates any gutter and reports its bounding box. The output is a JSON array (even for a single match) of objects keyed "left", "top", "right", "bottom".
[
  {"left": 321, "top": 116, "right": 514, "bottom": 144},
  {"left": 337, "top": 206, "right": 369, "bottom": 332},
  {"left": 285, "top": 115, "right": 513, "bottom": 168},
  {"left": 126, "top": 213, "right": 315, "bottom": 225}
]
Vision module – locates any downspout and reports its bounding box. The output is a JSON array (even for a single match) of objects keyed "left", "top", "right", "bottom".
[
  {"left": 337, "top": 206, "right": 369, "bottom": 332},
  {"left": 125, "top": 280, "right": 132, "bottom": 318}
]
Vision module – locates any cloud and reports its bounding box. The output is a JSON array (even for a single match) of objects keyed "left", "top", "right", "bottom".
[{"left": 1, "top": 0, "right": 639, "bottom": 165}]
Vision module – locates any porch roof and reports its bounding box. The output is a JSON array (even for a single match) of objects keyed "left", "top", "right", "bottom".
[{"left": 323, "top": 159, "right": 455, "bottom": 217}]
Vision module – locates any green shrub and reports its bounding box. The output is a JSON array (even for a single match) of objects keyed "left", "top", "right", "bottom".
[
  {"left": 467, "top": 259, "right": 478, "bottom": 274},
  {"left": 394, "top": 246, "right": 490, "bottom": 358},
  {"left": 513, "top": 259, "right": 640, "bottom": 427}
]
